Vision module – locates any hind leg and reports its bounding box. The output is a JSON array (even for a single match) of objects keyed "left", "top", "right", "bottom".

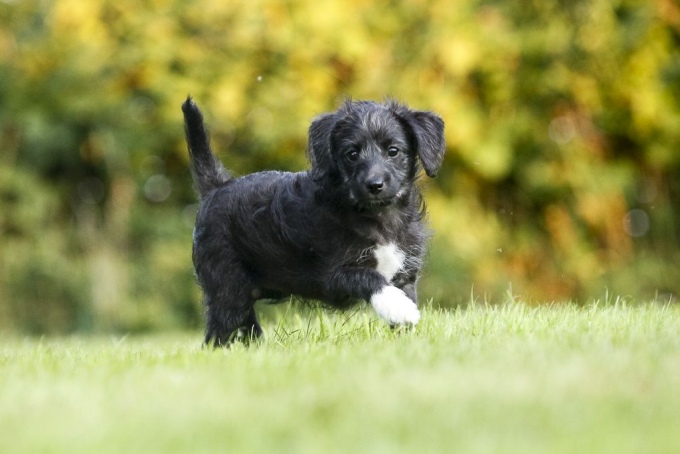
[
  {"left": 204, "top": 301, "right": 262, "bottom": 347},
  {"left": 197, "top": 258, "right": 263, "bottom": 347}
]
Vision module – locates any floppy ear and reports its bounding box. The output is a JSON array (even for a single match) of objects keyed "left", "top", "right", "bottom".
[
  {"left": 307, "top": 113, "right": 339, "bottom": 182},
  {"left": 401, "top": 110, "right": 446, "bottom": 178}
]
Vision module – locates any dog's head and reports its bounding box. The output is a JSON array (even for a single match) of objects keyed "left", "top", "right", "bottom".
[{"left": 307, "top": 100, "right": 445, "bottom": 211}]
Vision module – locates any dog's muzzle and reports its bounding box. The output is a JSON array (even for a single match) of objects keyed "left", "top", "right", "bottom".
[{"left": 355, "top": 176, "right": 399, "bottom": 211}]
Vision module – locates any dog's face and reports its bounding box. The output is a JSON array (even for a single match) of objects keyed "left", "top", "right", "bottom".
[{"left": 308, "top": 101, "right": 445, "bottom": 211}]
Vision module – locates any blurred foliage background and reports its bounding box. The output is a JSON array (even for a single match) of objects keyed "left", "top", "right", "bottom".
[{"left": 1, "top": 0, "right": 679, "bottom": 334}]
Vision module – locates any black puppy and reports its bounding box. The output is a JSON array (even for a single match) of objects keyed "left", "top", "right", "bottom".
[{"left": 182, "top": 98, "right": 445, "bottom": 346}]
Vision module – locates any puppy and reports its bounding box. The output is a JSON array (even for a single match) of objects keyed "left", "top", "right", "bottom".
[{"left": 182, "top": 98, "right": 445, "bottom": 346}]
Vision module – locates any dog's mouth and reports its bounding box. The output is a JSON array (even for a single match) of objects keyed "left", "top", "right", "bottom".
[
  {"left": 357, "top": 198, "right": 394, "bottom": 211},
  {"left": 347, "top": 184, "right": 407, "bottom": 212},
  {"left": 355, "top": 189, "right": 406, "bottom": 212}
]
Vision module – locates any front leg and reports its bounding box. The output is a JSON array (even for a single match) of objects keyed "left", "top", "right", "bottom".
[
  {"left": 326, "top": 268, "right": 420, "bottom": 325},
  {"left": 392, "top": 271, "right": 418, "bottom": 303}
]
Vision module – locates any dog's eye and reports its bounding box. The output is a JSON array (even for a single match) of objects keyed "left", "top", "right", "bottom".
[
  {"left": 346, "top": 149, "right": 359, "bottom": 162},
  {"left": 387, "top": 146, "right": 400, "bottom": 157}
]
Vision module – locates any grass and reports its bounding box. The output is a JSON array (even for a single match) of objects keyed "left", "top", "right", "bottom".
[{"left": 1, "top": 301, "right": 680, "bottom": 453}]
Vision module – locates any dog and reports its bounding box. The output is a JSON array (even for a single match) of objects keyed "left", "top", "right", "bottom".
[{"left": 182, "top": 97, "right": 445, "bottom": 346}]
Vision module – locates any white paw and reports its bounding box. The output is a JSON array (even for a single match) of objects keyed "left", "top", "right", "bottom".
[{"left": 370, "top": 286, "right": 420, "bottom": 325}]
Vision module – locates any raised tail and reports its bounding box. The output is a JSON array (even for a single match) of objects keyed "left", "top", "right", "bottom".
[{"left": 181, "top": 97, "right": 230, "bottom": 198}]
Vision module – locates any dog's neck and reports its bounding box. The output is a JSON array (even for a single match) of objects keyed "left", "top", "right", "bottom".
[{"left": 328, "top": 189, "right": 421, "bottom": 242}]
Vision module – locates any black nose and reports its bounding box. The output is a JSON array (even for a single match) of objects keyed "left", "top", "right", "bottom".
[{"left": 366, "top": 178, "right": 384, "bottom": 194}]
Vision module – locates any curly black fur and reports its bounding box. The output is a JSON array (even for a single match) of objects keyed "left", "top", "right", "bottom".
[{"left": 182, "top": 97, "right": 445, "bottom": 346}]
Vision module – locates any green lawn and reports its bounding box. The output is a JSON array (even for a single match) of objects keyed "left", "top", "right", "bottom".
[{"left": 2, "top": 302, "right": 679, "bottom": 453}]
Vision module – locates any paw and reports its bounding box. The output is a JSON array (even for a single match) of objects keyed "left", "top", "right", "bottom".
[{"left": 370, "top": 286, "right": 420, "bottom": 325}]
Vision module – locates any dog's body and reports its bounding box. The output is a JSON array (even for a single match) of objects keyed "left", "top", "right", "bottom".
[{"left": 182, "top": 98, "right": 445, "bottom": 346}]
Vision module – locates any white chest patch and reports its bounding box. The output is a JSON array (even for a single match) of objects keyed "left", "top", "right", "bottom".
[{"left": 374, "top": 243, "right": 405, "bottom": 282}]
